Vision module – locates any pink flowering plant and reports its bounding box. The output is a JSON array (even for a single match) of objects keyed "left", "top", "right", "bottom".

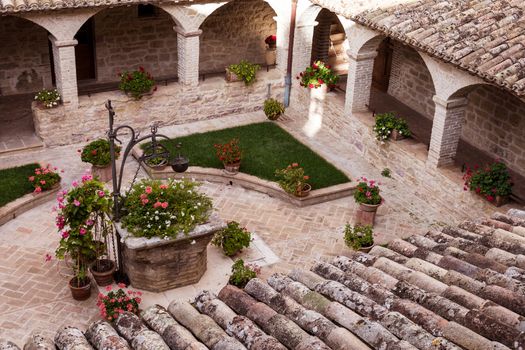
[
  {"left": 55, "top": 175, "right": 112, "bottom": 283},
  {"left": 463, "top": 161, "right": 513, "bottom": 202},
  {"left": 121, "top": 179, "right": 213, "bottom": 239},
  {"left": 275, "top": 163, "right": 310, "bottom": 195},
  {"left": 29, "top": 164, "right": 61, "bottom": 194},
  {"left": 298, "top": 61, "right": 339, "bottom": 89},
  {"left": 353, "top": 177, "right": 382, "bottom": 205},
  {"left": 97, "top": 283, "right": 142, "bottom": 322}
]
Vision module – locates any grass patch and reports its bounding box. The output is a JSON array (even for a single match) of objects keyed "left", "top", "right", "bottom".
[
  {"left": 0, "top": 163, "right": 39, "bottom": 207},
  {"left": 149, "top": 122, "right": 350, "bottom": 189}
]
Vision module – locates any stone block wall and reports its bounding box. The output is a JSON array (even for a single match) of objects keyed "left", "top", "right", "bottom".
[
  {"left": 93, "top": 6, "right": 179, "bottom": 83},
  {"left": 387, "top": 41, "right": 435, "bottom": 119},
  {"left": 461, "top": 85, "right": 525, "bottom": 175},
  {"left": 199, "top": 0, "right": 277, "bottom": 73},
  {"left": 32, "top": 70, "right": 284, "bottom": 146},
  {"left": 0, "top": 16, "right": 52, "bottom": 96}
]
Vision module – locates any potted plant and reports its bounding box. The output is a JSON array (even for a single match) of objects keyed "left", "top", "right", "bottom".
[
  {"left": 214, "top": 138, "right": 242, "bottom": 174},
  {"left": 344, "top": 224, "right": 374, "bottom": 253},
  {"left": 212, "top": 221, "right": 251, "bottom": 256},
  {"left": 97, "top": 284, "right": 142, "bottom": 322},
  {"left": 34, "top": 89, "right": 61, "bottom": 108},
  {"left": 297, "top": 61, "right": 339, "bottom": 90},
  {"left": 226, "top": 60, "right": 261, "bottom": 85},
  {"left": 373, "top": 112, "right": 412, "bottom": 142},
  {"left": 118, "top": 66, "right": 156, "bottom": 100},
  {"left": 275, "top": 163, "right": 311, "bottom": 197},
  {"left": 28, "top": 164, "right": 61, "bottom": 194},
  {"left": 117, "top": 179, "right": 217, "bottom": 291},
  {"left": 354, "top": 177, "right": 382, "bottom": 226},
  {"left": 80, "top": 139, "right": 121, "bottom": 182},
  {"left": 229, "top": 258, "right": 260, "bottom": 288},
  {"left": 463, "top": 161, "right": 513, "bottom": 207},
  {"left": 55, "top": 176, "right": 112, "bottom": 300},
  {"left": 264, "top": 98, "right": 285, "bottom": 121},
  {"left": 264, "top": 35, "right": 277, "bottom": 66}
]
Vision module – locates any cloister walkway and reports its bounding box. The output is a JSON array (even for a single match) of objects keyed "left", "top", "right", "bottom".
[{"left": 0, "top": 109, "right": 521, "bottom": 345}]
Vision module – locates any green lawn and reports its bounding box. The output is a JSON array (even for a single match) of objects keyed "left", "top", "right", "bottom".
[
  {"left": 0, "top": 163, "right": 39, "bottom": 207},
  {"left": 152, "top": 122, "right": 350, "bottom": 189}
]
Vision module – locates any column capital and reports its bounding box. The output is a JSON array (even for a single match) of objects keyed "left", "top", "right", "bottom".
[
  {"left": 296, "top": 21, "right": 318, "bottom": 29},
  {"left": 433, "top": 95, "right": 468, "bottom": 109},
  {"left": 173, "top": 26, "right": 202, "bottom": 37},
  {"left": 347, "top": 49, "right": 378, "bottom": 61},
  {"left": 49, "top": 36, "right": 78, "bottom": 48}
]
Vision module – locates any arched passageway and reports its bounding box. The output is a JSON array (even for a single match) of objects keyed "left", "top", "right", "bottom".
[{"left": 311, "top": 9, "right": 348, "bottom": 76}]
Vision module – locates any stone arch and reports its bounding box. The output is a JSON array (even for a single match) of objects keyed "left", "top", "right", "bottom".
[
  {"left": 160, "top": 2, "right": 231, "bottom": 33},
  {"left": 0, "top": 15, "right": 54, "bottom": 95},
  {"left": 198, "top": 0, "right": 277, "bottom": 74},
  {"left": 310, "top": 9, "right": 348, "bottom": 75},
  {"left": 22, "top": 9, "right": 98, "bottom": 41}
]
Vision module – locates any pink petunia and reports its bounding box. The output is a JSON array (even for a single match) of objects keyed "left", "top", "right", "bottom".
[
  {"left": 105, "top": 285, "right": 112, "bottom": 291},
  {"left": 61, "top": 231, "right": 70, "bottom": 239},
  {"left": 145, "top": 186, "right": 152, "bottom": 194},
  {"left": 79, "top": 227, "right": 87, "bottom": 235},
  {"left": 161, "top": 202, "right": 168, "bottom": 209},
  {"left": 153, "top": 202, "right": 162, "bottom": 208},
  {"left": 72, "top": 181, "right": 79, "bottom": 187},
  {"left": 34, "top": 187, "right": 42, "bottom": 194},
  {"left": 159, "top": 184, "right": 168, "bottom": 190},
  {"left": 28, "top": 176, "right": 35, "bottom": 182},
  {"left": 98, "top": 190, "right": 105, "bottom": 198},
  {"left": 141, "top": 199, "right": 149, "bottom": 205},
  {"left": 40, "top": 180, "right": 46, "bottom": 185},
  {"left": 73, "top": 199, "right": 81, "bottom": 207}
]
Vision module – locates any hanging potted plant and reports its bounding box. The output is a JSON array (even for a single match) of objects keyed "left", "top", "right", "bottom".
[
  {"left": 463, "top": 161, "right": 513, "bottom": 207},
  {"left": 214, "top": 138, "right": 242, "bottom": 174},
  {"left": 142, "top": 145, "right": 169, "bottom": 171},
  {"left": 55, "top": 176, "right": 114, "bottom": 298},
  {"left": 297, "top": 60, "right": 339, "bottom": 91},
  {"left": 80, "top": 139, "right": 121, "bottom": 182},
  {"left": 354, "top": 177, "right": 382, "bottom": 226},
  {"left": 264, "top": 35, "right": 277, "bottom": 66},
  {"left": 344, "top": 224, "right": 375, "bottom": 253},
  {"left": 275, "top": 163, "right": 311, "bottom": 197}
]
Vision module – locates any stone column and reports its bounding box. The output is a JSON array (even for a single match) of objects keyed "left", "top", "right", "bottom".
[
  {"left": 344, "top": 49, "right": 378, "bottom": 114},
  {"left": 49, "top": 37, "right": 78, "bottom": 108},
  {"left": 174, "top": 27, "right": 202, "bottom": 86},
  {"left": 427, "top": 95, "right": 469, "bottom": 167},
  {"left": 291, "top": 21, "right": 317, "bottom": 78},
  {"left": 274, "top": 16, "right": 290, "bottom": 72}
]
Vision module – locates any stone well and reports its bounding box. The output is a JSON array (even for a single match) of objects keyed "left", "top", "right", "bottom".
[{"left": 115, "top": 213, "right": 226, "bottom": 292}]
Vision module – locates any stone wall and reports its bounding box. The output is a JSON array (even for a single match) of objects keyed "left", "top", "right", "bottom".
[
  {"left": 32, "top": 70, "right": 284, "bottom": 146},
  {"left": 93, "top": 6, "right": 179, "bottom": 83},
  {"left": 0, "top": 16, "right": 52, "bottom": 96},
  {"left": 199, "top": 0, "right": 277, "bottom": 74},
  {"left": 387, "top": 41, "right": 435, "bottom": 119},
  {"left": 461, "top": 85, "right": 525, "bottom": 175},
  {"left": 289, "top": 86, "right": 514, "bottom": 216}
]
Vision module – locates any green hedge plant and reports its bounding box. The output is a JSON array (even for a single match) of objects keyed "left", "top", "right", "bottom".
[
  {"left": 228, "top": 60, "right": 260, "bottom": 85},
  {"left": 212, "top": 221, "right": 252, "bottom": 256}
]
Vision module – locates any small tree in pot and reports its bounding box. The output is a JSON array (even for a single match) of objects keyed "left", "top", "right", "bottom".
[
  {"left": 55, "top": 175, "right": 115, "bottom": 299},
  {"left": 81, "top": 139, "right": 121, "bottom": 182}
]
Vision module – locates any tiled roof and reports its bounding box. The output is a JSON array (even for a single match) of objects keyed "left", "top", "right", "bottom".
[
  {"left": 312, "top": 0, "right": 525, "bottom": 97},
  {"left": 3, "top": 209, "right": 525, "bottom": 349},
  {"left": 0, "top": 0, "right": 188, "bottom": 14}
]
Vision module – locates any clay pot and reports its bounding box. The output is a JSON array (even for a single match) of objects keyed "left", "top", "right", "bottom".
[
  {"left": 92, "top": 164, "right": 112, "bottom": 182},
  {"left": 295, "top": 183, "right": 312, "bottom": 198},
  {"left": 358, "top": 243, "right": 375, "bottom": 253},
  {"left": 224, "top": 162, "right": 241, "bottom": 175},
  {"left": 355, "top": 201, "right": 381, "bottom": 226},
  {"left": 69, "top": 277, "right": 92, "bottom": 301},
  {"left": 391, "top": 129, "right": 406, "bottom": 141},
  {"left": 90, "top": 259, "right": 116, "bottom": 287}
]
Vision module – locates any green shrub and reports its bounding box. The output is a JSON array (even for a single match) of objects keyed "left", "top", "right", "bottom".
[
  {"left": 229, "top": 259, "right": 259, "bottom": 288},
  {"left": 264, "top": 98, "right": 285, "bottom": 120},
  {"left": 81, "top": 139, "right": 121, "bottom": 167},
  {"left": 118, "top": 66, "right": 156, "bottom": 100},
  {"left": 463, "top": 161, "right": 513, "bottom": 201},
  {"left": 373, "top": 112, "right": 411, "bottom": 141},
  {"left": 381, "top": 168, "right": 392, "bottom": 178},
  {"left": 212, "top": 221, "right": 252, "bottom": 256},
  {"left": 228, "top": 60, "right": 260, "bottom": 85},
  {"left": 275, "top": 163, "right": 310, "bottom": 195},
  {"left": 344, "top": 224, "right": 374, "bottom": 250}
]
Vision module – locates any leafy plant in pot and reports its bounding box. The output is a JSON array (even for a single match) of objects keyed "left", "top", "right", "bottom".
[
  {"left": 229, "top": 258, "right": 260, "bottom": 288},
  {"left": 118, "top": 66, "right": 156, "bottom": 100},
  {"left": 297, "top": 60, "right": 339, "bottom": 90},
  {"left": 214, "top": 138, "right": 242, "bottom": 174},
  {"left": 275, "top": 163, "right": 311, "bottom": 197},
  {"left": 212, "top": 221, "right": 252, "bottom": 256},
  {"left": 226, "top": 60, "right": 261, "bottom": 85},
  {"left": 264, "top": 98, "right": 285, "bottom": 121},
  {"left": 55, "top": 175, "right": 114, "bottom": 298},
  {"left": 462, "top": 160, "right": 513, "bottom": 207},
  {"left": 80, "top": 139, "right": 121, "bottom": 182},
  {"left": 344, "top": 224, "right": 374, "bottom": 253},
  {"left": 373, "top": 112, "right": 411, "bottom": 142}
]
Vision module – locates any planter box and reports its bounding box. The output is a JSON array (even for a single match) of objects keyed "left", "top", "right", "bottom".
[{"left": 115, "top": 213, "right": 226, "bottom": 292}]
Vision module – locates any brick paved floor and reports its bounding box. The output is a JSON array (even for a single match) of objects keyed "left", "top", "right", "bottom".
[{"left": 0, "top": 110, "right": 522, "bottom": 346}]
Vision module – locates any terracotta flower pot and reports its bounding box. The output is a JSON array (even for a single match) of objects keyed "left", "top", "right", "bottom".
[
  {"left": 225, "top": 68, "right": 240, "bottom": 83},
  {"left": 355, "top": 201, "right": 382, "bottom": 226},
  {"left": 224, "top": 162, "right": 241, "bottom": 175},
  {"left": 91, "top": 164, "right": 112, "bottom": 182},
  {"left": 69, "top": 277, "right": 92, "bottom": 301},
  {"left": 391, "top": 129, "right": 406, "bottom": 141},
  {"left": 90, "top": 259, "right": 116, "bottom": 287},
  {"left": 295, "top": 183, "right": 312, "bottom": 197},
  {"left": 482, "top": 194, "right": 509, "bottom": 207},
  {"left": 358, "top": 243, "right": 375, "bottom": 253}
]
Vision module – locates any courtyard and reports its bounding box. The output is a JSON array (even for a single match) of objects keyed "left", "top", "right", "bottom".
[{"left": 1, "top": 0, "right": 525, "bottom": 348}]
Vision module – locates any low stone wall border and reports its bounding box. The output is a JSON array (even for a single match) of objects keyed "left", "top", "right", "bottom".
[
  {"left": 133, "top": 149, "right": 355, "bottom": 207},
  {"left": 0, "top": 186, "right": 60, "bottom": 226}
]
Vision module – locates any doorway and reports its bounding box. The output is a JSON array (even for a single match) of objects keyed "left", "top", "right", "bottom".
[
  {"left": 75, "top": 18, "right": 96, "bottom": 81},
  {"left": 372, "top": 38, "right": 393, "bottom": 92}
]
